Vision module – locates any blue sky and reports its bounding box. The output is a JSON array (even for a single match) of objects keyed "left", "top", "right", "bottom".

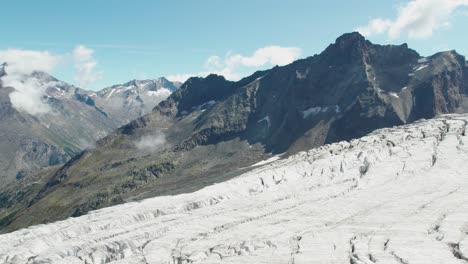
[{"left": 1, "top": 0, "right": 468, "bottom": 90}]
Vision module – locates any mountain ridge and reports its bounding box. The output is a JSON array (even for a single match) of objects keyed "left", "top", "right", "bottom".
[
  {"left": 0, "top": 69, "right": 180, "bottom": 184},
  {"left": 1, "top": 32, "right": 467, "bottom": 232}
]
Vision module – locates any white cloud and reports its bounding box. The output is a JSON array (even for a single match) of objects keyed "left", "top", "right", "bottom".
[
  {"left": 0, "top": 49, "right": 63, "bottom": 75},
  {"left": 355, "top": 0, "right": 468, "bottom": 39},
  {"left": 355, "top": 18, "right": 393, "bottom": 37},
  {"left": 6, "top": 76, "right": 56, "bottom": 115},
  {"left": 135, "top": 131, "right": 166, "bottom": 153},
  {"left": 0, "top": 46, "right": 103, "bottom": 115},
  {"left": 167, "top": 45, "right": 302, "bottom": 83},
  {"left": 73, "top": 45, "right": 102, "bottom": 88},
  {"left": 223, "top": 46, "right": 302, "bottom": 68},
  {"left": 167, "top": 73, "right": 196, "bottom": 83},
  {"left": 0, "top": 49, "right": 64, "bottom": 115}
]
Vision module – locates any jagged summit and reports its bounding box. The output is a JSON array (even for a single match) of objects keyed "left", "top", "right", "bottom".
[
  {"left": 94, "top": 77, "right": 181, "bottom": 124},
  {"left": 0, "top": 63, "right": 6, "bottom": 81},
  {"left": 155, "top": 74, "right": 234, "bottom": 117},
  {"left": 109, "top": 77, "right": 179, "bottom": 91},
  {"left": 331, "top": 31, "right": 368, "bottom": 48}
]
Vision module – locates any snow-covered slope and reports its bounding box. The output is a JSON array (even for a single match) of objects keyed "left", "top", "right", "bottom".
[
  {"left": 94, "top": 78, "right": 181, "bottom": 124},
  {"left": 2, "top": 114, "right": 468, "bottom": 263}
]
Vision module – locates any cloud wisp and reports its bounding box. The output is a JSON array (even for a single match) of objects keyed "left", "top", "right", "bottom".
[
  {"left": 168, "top": 45, "right": 302, "bottom": 83},
  {"left": 355, "top": 0, "right": 468, "bottom": 39},
  {"left": 73, "top": 45, "right": 102, "bottom": 88},
  {"left": 135, "top": 131, "right": 167, "bottom": 153},
  {"left": 0, "top": 45, "right": 102, "bottom": 115},
  {"left": 0, "top": 49, "right": 63, "bottom": 115}
]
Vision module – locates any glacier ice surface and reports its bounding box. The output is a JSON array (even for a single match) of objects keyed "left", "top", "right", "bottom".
[{"left": 2, "top": 114, "right": 468, "bottom": 263}]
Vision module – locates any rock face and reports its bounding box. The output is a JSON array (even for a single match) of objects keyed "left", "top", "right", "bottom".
[
  {"left": 95, "top": 78, "right": 181, "bottom": 124},
  {"left": 159, "top": 32, "right": 468, "bottom": 153},
  {"left": 1, "top": 32, "right": 467, "bottom": 232},
  {"left": 0, "top": 70, "right": 180, "bottom": 185},
  {"left": 1, "top": 114, "right": 468, "bottom": 263}
]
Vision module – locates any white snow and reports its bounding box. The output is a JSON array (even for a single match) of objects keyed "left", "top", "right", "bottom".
[
  {"left": 415, "top": 64, "right": 429, "bottom": 71},
  {"left": 418, "top": 57, "right": 428, "bottom": 63},
  {"left": 402, "top": 86, "right": 408, "bottom": 91},
  {"left": 251, "top": 155, "right": 281, "bottom": 167},
  {"left": 302, "top": 106, "right": 334, "bottom": 118},
  {"left": 257, "top": 116, "right": 271, "bottom": 128},
  {"left": 192, "top": 100, "right": 217, "bottom": 111},
  {"left": 2, "top": 115, "right": 468, "bottom": 263},
  {"left": 389, "top": 92, "right": 399, "bottom": 98},
  {"left": 302, "top": 107, "right": 321, "bottom": 118},
  {"left": 295, "top": 69, "right": 309, "bottom": 80},
  {"left": 335, "top": 105, "right": 341, "bottom": 113},
  {"left": 106, "top": 89, "right": 115, "bottom": 99}
]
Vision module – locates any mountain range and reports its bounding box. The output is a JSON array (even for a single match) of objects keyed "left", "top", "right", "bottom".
[
  {"left": 0, "top": 32, "right": 467, "bottom": 233},
  {"left": 0, "top": 65, "right": 180, "bottom": 185}
]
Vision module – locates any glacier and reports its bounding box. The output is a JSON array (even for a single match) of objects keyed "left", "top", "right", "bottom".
[{"left": 1, "top": 114, "right": 468, "bottom": 263}]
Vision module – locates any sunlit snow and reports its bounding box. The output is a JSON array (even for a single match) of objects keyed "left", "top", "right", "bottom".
[{"left": 2, "top": 115, "right": 468, "bottom": 263}]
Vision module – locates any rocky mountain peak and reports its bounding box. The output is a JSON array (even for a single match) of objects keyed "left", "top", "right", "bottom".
[
  {"left": 321, "top": 32, "right": 372, "bottom": 64},
  {"left": 157, "top": 76, "right": 179, "bottom": 87},
  {"left": 158, "top": 74, "right": 234, "bottom": 116},
  {"left": 335, "top": 32, "right": 366, "bottom": 46},
  {"left": 0, "top": 62, "right": 6, "bottom": 77},
  {"left": 327, "top": 32, "right": 368, "bottom": 50},
  {"left": 0, "top": 63, "right": 6, "bottom": 80}
]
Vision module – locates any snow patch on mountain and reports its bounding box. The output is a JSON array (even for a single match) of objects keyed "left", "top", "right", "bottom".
[
  {"left": 415, "top": 64, "right": 429, "bottom": 71},
  {"left": 302, "top": 105, "right": 339, "bottom": 118},
  {"left": 106, "top": 88, "right": 115, "bottom": 99},
  {"left": 302, "top": 106, "right": 322, "bottom": 118},
  {"left": 250, "top": 155, "right": 282, "bottom": 167},
  {"left": 257, "top": 115, "right": 271, "bottom": 128},
  {"left": 418, "top": 57, "right": 428, "bottom": 63},
  {"left": 192, "top": 100, "right": 216, "bottom": 111}
]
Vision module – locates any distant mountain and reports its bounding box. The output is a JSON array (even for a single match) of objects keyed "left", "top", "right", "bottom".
[
  {"left": 95, "top": 78, "right": 181, "bottom": 124},
  {"left": 0, "top": 69, "right": 180, "bottom": 185},
  {"left": 1, "top": 32, "right": 467, "bottom": 231}
]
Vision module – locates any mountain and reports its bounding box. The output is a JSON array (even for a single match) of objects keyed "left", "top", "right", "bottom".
[
  {"left": 0, "top": 32, "right": 467, "bottom": 231},
  {"left": 1, "top": 114, "right": 468, "bottom": 263},
  {"left": 94, "top": 78, "right": 181, "bottom": 124},
  {"left": 0, "top": 63, "right": 6, "bottom": 77},
  {"left": 0, "top": 69, "right": 180, "bottom": 185}
]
